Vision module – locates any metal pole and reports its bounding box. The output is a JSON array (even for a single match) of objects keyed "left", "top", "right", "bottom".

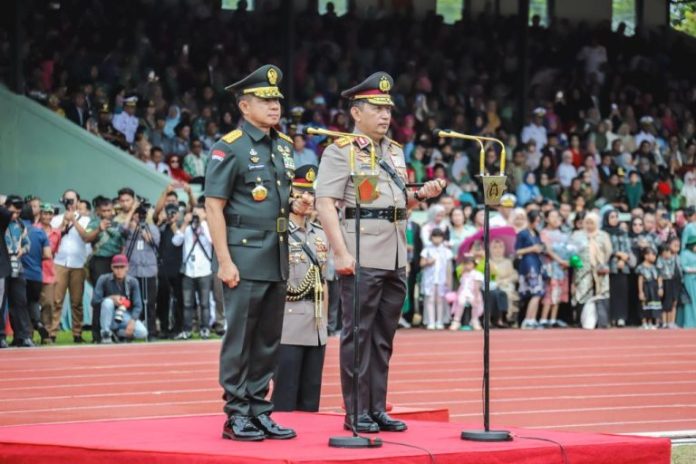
[
  {"left": 483, "top": 204, "right": 491, "bottom": 431},
  {"left": 352, "top": 201, "right": 360, "bottom": 438}
]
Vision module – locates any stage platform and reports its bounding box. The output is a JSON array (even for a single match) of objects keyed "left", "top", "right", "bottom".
[{"left": 0, "top": 412, "right": 670, "bottom": 464}]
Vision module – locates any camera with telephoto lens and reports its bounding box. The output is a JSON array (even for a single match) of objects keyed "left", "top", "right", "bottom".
[
  {"left": 191, "top": 214, "right": 200, "bottom": 229},
  {"left": 61, "top": 197, "right": 74, "bottom": 208},
  {"left": 113, "top": 305, "right": 127, "bottom": 323}
]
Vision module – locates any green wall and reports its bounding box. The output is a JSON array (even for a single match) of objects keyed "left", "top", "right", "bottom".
[{"left": 0, "top": 85, "right": 170, "bottom": 205}]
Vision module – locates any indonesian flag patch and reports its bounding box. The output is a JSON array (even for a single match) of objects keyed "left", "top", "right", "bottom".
[{"left": 211, "top": 149, "right": 226, "bottom": 161}]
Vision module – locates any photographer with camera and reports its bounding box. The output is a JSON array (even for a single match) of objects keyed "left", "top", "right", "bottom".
[
  {"left": 153, "top": 183, "right": 196, "bottom": 225},
  {"left": 92, "top": 254, "right": 147, "bottom": 342},
  {"left": 157, "top": 199, "right": 185, "bottom": 338},
  {"left": 84, "top": 196, "right": 127, "bottom": 342},
  {"left": 51, "top": 189, "right": 91, "bottom": 343},
  {"left": 0, "top": 204, "right": 12, "bottom": 348},
  {"left": 3, "top": 196, "right": 34, "bottom": 347},
  {"left": 172, "top": 205, "right": 213, "bottom": 339},
  {"left": 121, "top": 191, "right": 161, "bottom": 341}
]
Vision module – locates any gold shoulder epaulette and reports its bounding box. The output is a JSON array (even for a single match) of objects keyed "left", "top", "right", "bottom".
[
  {"left": 277, "top": 132, "right": 293, "bottom": 144},
  {"left": 335, "top": 136, "right": 351, "bottom": 148},
  {"left": 222, "top": 129, "right": 243, "bottom": 144},
  {"left": 387, "top": 137, "right": 403, "bottom": 149}
]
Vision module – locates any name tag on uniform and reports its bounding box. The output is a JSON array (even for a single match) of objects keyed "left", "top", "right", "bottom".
[
  {"left": 248, "top": 164, "right": 266, "bottom": 170},
  {"left": 392, "top": 156, "right": 406, "bottom": 168}
]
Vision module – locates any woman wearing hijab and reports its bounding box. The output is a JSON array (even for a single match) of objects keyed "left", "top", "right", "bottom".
[
  {"left": 163, "top": 105, "right": 181, "bottom": 138},
  {"left": 570, "top": 212, "right": 613, "bottom": 328},
  {"left": 602, "top": 209, "right": 635, "bottom": 327},
  {"left": 421, "top": 204, "right": 450, "bottom": 248},
  {"left": 679, "top": 231, "right": 696, "bottom": 328},
  {"left": 680, "top": 171, "right": 696, "bottom": 208},
  {"left": 516, "top": 172, "right": 542, "bottom": 206}
]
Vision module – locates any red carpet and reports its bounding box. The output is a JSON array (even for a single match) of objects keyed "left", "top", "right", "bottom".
[{"left": 0, "top": 412, "right": 670, "bottom": 464}]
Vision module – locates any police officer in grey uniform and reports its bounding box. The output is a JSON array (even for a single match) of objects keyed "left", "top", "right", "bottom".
[
  {"left": 205, "top": 64, "right": 311, "bottom": 442},
  {"left": 315, "top": 72, "right": 444, "bottom": 433},
  {"left": 272, "top": 164, "right": 329, "bottom": 412}
]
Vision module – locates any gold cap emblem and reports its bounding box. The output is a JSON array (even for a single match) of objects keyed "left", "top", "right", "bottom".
[
  {"left": 306, "top": 168, "right": 316, "bottom": 182},
  {"left": 379, "top": 76, "right": 391, "bottom": 93},
  {"left": 267, "top": 68, "right": 278, "bottom": 85}
]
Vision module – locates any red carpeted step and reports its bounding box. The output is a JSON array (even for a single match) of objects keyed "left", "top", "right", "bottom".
[{"left": 0, "top": 412, "right": 670, "bottom": 464}]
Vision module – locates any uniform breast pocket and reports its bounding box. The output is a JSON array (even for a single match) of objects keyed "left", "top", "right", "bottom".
[
  {"left": 227, "top": 227, "right": 266, "bottom": 248},
  {"left": 345, "top": 219, "right": 381, "bottom": 236},
  {"left": 244, "top": 170, "right": 273, "bottom": 185},
  {"left": 286, "top": 306, "right": 308, "bottom": 316}
]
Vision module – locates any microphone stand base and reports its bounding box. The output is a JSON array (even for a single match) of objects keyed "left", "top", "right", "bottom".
[
  {"left": 461, "top": 430, "right": 512, "bottom": 442},
  {"left": 329, "top": 436, "right": 383, "bottom": 448}
]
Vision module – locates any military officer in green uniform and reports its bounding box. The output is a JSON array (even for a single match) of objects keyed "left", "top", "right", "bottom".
[
  {"left": 272, "top": 164, "right": 329, "bottom": 412},
  {"left": 315, "top": 72, "right": 444, "bottom": 433},
  {"left": 205, "top": 64, "right": 310, "bottom": 442}
]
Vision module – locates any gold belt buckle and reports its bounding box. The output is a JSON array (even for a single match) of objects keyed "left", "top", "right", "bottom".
[
  {"left": 276, "top": 217, "right": 288, "bottom": 233},
  {"left": 393, "top": 207, "right": 398, "bottom": 223}
]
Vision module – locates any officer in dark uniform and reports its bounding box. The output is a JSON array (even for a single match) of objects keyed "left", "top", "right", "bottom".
[
  {"left": 315, "top": 72, "right": 444, "bottom": 433},
  {"left": 272, "top": 164, "right": 329, "bottom": 412},
  {"left": 205, "top": 64, "right": 310, "bottom": 442}
]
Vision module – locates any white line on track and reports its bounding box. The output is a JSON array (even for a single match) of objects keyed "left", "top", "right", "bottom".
[
  {"left": 526, "top": 419, "right": 696, "bottom": 430},
  {"left": 449, "top": 404, "right": 696, "bottom": 418},
  {"left": 4, "top": 353, "right": 696, "bottom": 376},
  {"left": 3, "top": 389, "right": 693, "bottom": 406}
]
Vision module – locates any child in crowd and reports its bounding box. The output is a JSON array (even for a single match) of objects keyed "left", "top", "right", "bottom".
[
  {"left": 450, "top": 254, "right": 483, "bottom": 331},
  {"left": 657, "top": 238, "right": 682, "bottom": 329},
  {"left": 420, "top": 228, "right": 453, "bottom": 330},
  {"left": 490, "top": 238, "right": 519, "bottom": 326},
  {"left": 636, "top": 247, "right": 663, "bottom": 329}
]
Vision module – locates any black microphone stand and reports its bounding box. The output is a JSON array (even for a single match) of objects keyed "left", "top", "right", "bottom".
[
  {"left": 461, "top": 175, "right": 512, "bottom": 442},
  {"left": 328, "top": 180, "right": 382, "bottom": 449}
]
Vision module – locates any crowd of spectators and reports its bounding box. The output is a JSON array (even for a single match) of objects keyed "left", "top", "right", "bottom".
[{"left": 2, "top": 1, "right": 696, "bottom": 345}]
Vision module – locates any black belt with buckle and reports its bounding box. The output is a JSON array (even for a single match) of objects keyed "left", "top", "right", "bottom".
[
  {"left": 225, "top": 213, "right": 288, "bottom": 233},
  {"left": 344, "top": 207, "right": 407, "bottom": 222}
]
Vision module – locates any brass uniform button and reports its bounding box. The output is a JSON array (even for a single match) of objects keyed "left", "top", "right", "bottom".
[
  {"left": 242, "top": 238, "right": 248, "bottom": 244},
  {"left": 276, "top": 180, "right": 281, "bottom": 186}
]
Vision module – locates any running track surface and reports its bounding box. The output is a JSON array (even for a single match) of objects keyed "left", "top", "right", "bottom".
[{"left": 1, "top": 329, "right": 695, "bottom": 435}]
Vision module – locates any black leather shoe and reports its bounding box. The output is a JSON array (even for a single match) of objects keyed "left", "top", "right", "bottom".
[
  {"left": 222, "top": 416, "right": 265, "bottom": 441},
  {"left": 16, "top": 338, "right": 36, "bottom": 348},
  {"left": 0, "top": 339, "right": 8, "bottom": 349},
  {"left": 343, "top": 413, "right": 380, "bottom": 433},
  {"left": 370, "top": 412, "right": 407, "bottom": 432},
  {"left": 73, "top": 335, "right": 84, "bottom": 343},
  {"left": 35, "top": 322, "right": 50, "bottom": 341},
  {"left": 252, "top": 413, "right": 297, "bottom": 439}
]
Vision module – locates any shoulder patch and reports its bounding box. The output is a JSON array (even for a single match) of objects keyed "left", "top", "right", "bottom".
[
  {"left": 277, "top": 132, "right": 293, "bottom": 144},
  {"left": 221, "top": 129, "right": 243, "bottom": 144},
  {"left": 387, "top": 137, "right": 403, "bottom": 149},
  {"left": 334, "top": 136, "right": 351, "bottom": 148}
]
